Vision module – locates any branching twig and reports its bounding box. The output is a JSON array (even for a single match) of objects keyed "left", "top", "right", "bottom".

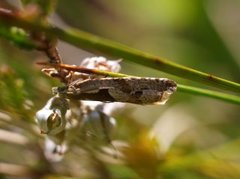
[
  {"left": 0, "top": 8, "right": 239, "bottom": 105},
  {"left": 0, "top": 8, "right": 62, "bottom": 64}
]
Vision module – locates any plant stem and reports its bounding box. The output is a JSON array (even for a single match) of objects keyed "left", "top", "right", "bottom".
[
  {"left": 0, "top": 9, "right": 239, "bottom": 94},
  {"left": 177, "top": 84, "right": 240, "bottom": 105}
]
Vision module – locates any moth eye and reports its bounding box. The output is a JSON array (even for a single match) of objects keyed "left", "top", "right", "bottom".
[{"left": 47, "top": 111, "right": 62, "bottom": 131}]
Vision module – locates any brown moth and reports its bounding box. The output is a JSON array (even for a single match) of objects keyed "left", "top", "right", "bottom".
[{"left": 54, "top": 77, "right": 177, "bottom": 105}]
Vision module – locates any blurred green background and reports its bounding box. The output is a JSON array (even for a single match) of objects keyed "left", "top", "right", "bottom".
[{"left": 0, "top": 0, "right": 240, "bottom": 178}]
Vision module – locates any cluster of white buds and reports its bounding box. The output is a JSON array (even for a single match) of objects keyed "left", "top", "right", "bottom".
[
  {"left": 35, "top": 57, "right": 123, "bottom": 161},
  {"left": 35, "top": 95, "right": 70, "bottom": 161},
  {"left": 81, "top": 56, "right": 121, "bottom": 72}
]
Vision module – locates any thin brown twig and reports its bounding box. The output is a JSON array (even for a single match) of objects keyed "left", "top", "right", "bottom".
[
  {"left": 0, "top": 7, "right": 62, "bottom": 64},
  {"left": 44, "top": 40, "right": 62, "bottom": 64}
]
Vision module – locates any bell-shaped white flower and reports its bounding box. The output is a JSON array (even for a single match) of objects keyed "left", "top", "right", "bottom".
[{"left": 35, "top": 96, "right": 69, "bottom": 135}]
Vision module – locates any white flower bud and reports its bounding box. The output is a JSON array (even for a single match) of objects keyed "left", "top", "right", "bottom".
[
  {"left": 105, "top": 59, "right": 121, "bottom": 72},
  {"left": 35, "top": 96, "right": 69, "bottom": 135},
  {"left": 80, "top": 56, "right": 121, "bottom": 72},
  {"left": 44, "top": 136, "right": 67, "bottom": 162},
  {"left": 81, "top": 110, "right": 116, "bottom": 144}
]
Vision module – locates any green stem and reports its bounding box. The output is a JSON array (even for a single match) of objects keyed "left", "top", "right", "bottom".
[
  {"left": 177, "top": 84, "right": 240, "bottom": 105},
  {"left": 0, "top": 10, "right": 239, "bottom": 94}
]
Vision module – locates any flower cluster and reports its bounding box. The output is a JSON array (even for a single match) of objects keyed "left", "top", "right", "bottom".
[{"left": 35, "top": 57, "right": 123, "bottom": 161}]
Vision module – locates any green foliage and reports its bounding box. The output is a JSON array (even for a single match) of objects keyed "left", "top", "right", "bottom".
[
  {"left": 0, "top": 26, "right": 39, "bottom": 50},
  {"left": 0, "top": 66, "right": 26, "bottom": 111}
]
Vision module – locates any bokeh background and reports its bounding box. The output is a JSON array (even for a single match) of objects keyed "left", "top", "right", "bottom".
[{"left": 0, "top": 0, "right": 240, "bottom": 178}]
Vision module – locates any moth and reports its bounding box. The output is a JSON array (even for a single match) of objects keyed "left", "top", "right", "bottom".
[{"left": 54, "top": 77, "right": 177, "bottom": 105}]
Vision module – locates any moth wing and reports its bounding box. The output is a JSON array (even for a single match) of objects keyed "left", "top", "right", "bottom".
[
  {"left": 80, "top": 86, "right": 114, "bottom": 94},
  {"left": 108, "top": 88, "right": 130, "bottom": 102}
]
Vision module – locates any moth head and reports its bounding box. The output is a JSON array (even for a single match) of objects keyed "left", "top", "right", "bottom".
[
  {"left": 165, "top": 80, "right": 177, "bottom": 92},
  {"left": 52, "top": 86, "right": 68, "bottom": 95}
]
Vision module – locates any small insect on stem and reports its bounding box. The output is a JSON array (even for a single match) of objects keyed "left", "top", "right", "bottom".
[{"left": 54, "top": 77, "right": 177, "bottom": 105}]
